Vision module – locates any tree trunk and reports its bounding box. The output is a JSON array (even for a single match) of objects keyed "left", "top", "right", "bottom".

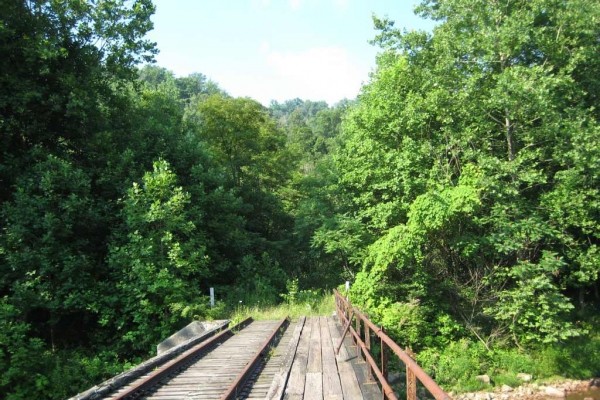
[{"left": 505, "top": 108, "right": 515, "bottom": 161}]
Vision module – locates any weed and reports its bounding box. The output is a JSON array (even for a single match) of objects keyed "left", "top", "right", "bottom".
[{"left": 227, "top": 292, "right": 335, "bottom": 322}]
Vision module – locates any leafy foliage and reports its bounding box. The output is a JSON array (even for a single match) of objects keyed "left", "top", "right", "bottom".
[
  {"left": 0, "top": 2, "right": 305, "bottom": 398},
  {"left": 314, "top": 0, "right": 600, "bottom": 357},
  {"left": 107, "top": 159, "right": 209, "bottom": 352},
  {"left": 1, "top": 0, "right": 599, "bottom": 397}
]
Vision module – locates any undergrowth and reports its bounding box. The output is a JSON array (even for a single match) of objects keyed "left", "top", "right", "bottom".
[
  {"left": 416, "top": 315, "right": 600, "bottom": 393},
  {"left": 228, "top": 289, "right": 334, "bottom": 325}
]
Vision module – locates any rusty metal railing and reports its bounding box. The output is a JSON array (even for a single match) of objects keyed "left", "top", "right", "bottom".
[{"left": 334, "top": 289, "right": 451, "bottom": 400}]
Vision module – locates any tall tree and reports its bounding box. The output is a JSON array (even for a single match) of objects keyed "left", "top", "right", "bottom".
[
  {"left": 108, "top": 160, "right": 209, "bottom": 353},
  {"left": 0, "top": 1, "right": 158, "bottom": 397},
  {"left": 186, "top": 94, "right": 291, "bottom": 190},
  {"left": 185, "top": 95, "right": 295, "bottom": 297},
  {"left": 0, "top": 0, "right": 156, "bottom": 195},
  {"left": 322, "top": 0, "right": 600, "bottom": 347}
]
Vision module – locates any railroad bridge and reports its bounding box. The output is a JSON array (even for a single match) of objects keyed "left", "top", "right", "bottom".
[{"left": 72, "top": 290, "right": 450, "bottom": 400}]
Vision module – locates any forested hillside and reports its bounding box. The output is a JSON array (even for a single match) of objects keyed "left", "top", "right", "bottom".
[
  {"left": 1, "top": 1, "right": 599, "bottom": 399},
  {"left": 320, "top": 0, "right": 600, "bottom": 388}
]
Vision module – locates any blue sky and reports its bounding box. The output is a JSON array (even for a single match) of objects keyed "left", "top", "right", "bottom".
[{"left": 147, "top": 0, "right": 434, "bottom": 105}]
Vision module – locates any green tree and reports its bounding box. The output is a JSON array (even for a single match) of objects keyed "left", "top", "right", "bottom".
[
  {"left": 323, "top": 0, "right": 600, "bottom": 347},
  {"left": 108, "top": 160, "right": 209, "bottom": 352},
  {"left": 270, "top": 99, "right": 351, "bottom": 288},
  {"left": 186, "top": 94, "right": 290, "bottom": 189},
  {"left": 1, "top": 155, "right": 101, "bottom": 346},
  {"left": 0, "top": 2, "right": 164, "bottom": 396},
  {"left": 0, "top": 0, "right": 156, "bottom": 199}
]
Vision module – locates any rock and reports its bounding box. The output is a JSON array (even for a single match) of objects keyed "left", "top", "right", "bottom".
[
  {"left": 565, "top": 380, "right": 578, "bottom": 391},
  {"left": 514, "top": 386, "right": 523, "bottom": 394},
  {"left": 500, "top": 394, "right": 509, "bottom": 400},
  {"left": 501, "top": 385, "right": 513, "bottom": 393},
  {"left": 475, "top": 392, "right": 493, "bottom": 400},
  {"left": 590, "top": 377, "right": 600, "bottom": 388},
  {"left": 583, "top": 397, "right": 593, "bottom": 400},
  {"left": 517, "top": 373, "right": 533, "bottom": 382},
  {"left": 544, "top": 386, "right": 566, "bottom": 397},
  {"left": 476, "top": 374, "right": 491, "bottom": 385}
]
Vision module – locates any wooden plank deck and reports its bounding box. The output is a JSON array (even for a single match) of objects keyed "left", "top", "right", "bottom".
[
  {"left": 103, "top": 317, "right": 382, "bottom": 399},
  {"left": 245, "top": 318, "right": 305, "bottom": 399},
  {"left": 109, "top": 320, "right": 281, "bottom": 400},
  {"left": 280, "top": 316, "right": 382, "bottom": 400}
]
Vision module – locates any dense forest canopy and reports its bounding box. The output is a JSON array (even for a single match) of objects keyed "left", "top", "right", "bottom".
[{"left": 1, "top": 0, "right": 599, "bottom": 398}]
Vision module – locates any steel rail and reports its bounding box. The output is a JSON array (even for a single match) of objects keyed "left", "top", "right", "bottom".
[
  {"left": 334, "top": 289, "right": 452, "bottom": 400},
  {"left": 220, "top": 317, "right": 289, "bottom": 400},
  {"left": 112, "top": 317, "right": 253, "bottom": 400}
]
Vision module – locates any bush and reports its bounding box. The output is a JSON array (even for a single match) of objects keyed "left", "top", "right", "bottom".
[
  {"left": 281, "top": 278, "right": 323, "bottom": 311},
  {"left": 227, "top": 253, "right": 287, "bottom": 306},
  {"left": 416, "top": 321, "right": 600, "bottom": 393}
]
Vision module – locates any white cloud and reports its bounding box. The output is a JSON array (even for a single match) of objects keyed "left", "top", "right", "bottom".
[
  {"left": 332, "top": 0, "right": 349, "bottom": 10},
  {"left": 289, "top": 0, "right": 302, "bottom": 11},
  {"left": 259, "top": 41, "right": 271, "bottom": 54},
  {"left": 251, "top": 0, "right": 271, "bottom": 8},
  {"left": 252, "top": 46, "right": 366, "bottom": 104}
]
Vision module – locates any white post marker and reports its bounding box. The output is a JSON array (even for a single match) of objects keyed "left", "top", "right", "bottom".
[
  {"left": 345, "top": 281, "right": 350, "bottom": 292},
  {"left": 209, "top": 287, "right": 215, "bottom": 308}
]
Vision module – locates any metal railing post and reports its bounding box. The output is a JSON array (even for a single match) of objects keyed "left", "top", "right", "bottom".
[
  {"left": 365, "top": 318, "right": 372, "bottom": 381},
  {"left": 332, "top": 289, "right": 451, "bottom": 400},
  {"left": 381, "top": 326, "right": 388, "bottom": 382},
  {"left": 336, "top": 311, "right": 354, "bottom": 355},
  {"left": 355, "top": 315, "right": 361, "bottom": 354},
  {"left": 406, "top": 348, "right": 417, "bottom": 400}
]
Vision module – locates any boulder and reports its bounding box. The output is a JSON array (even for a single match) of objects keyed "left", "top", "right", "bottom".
[
  {"left": 544, "top": 386, "right": 566, "bottom": 398},
  {"left": 475, "top": 392, "right": 493, "bottom": 400},
  {"left": 476, "top": 374, "right": 491, "bottom": 385},
  {"left": 501, "top": 385, "right": 513, "bottom": 393},
  {"left": 516, "top": 373, "right": 532, "bottom": 382}
]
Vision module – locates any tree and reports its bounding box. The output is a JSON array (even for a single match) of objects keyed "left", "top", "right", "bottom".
[
  {"left": 138, "top": 66, "right": 223, "bottom": 104},
  {"left": 108, "top": 160, "right": 209, "bottom": 352},
  {"left": 0, "top": 2, "right": 160, "bottom": 397},
  {"left": 1, "top": 155, "right": 101, "bottom": 347},
  {"left": 185, "top": 95, "right": 297, "bottom": 296},
  {"left": 186, "top": 94, "right": 291, "bottom": 190},
  {"left": 323, "top": 0, "right": 600, "bottom": 347},
  {"left": 176, "top": 73, "right": 222, "bottom": 102},
  {"left": 0, "top": 0, "right": 156, "bottom": 198}
]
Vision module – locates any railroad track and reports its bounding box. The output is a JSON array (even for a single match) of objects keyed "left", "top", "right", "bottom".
[
  {"left": 104, "top": 317, "right": 288, "bottom": 400},
  {"left": 73, "top": 295, "right": 450, "bottom": 400}
]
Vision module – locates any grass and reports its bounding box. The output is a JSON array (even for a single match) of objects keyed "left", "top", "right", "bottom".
[
  {"left": 228, "top": 292, "right": 335, "bottom": 325},
  {"left": 416, "top": 322, "right": 600, "bottom": 394}
]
